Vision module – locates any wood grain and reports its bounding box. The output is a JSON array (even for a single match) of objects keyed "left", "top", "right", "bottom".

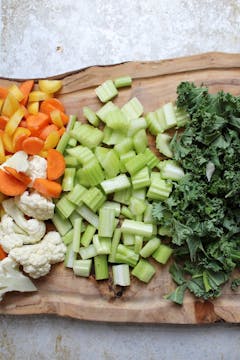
[{"left": 1, "top": 52, "right": 240, "bottom": 323}]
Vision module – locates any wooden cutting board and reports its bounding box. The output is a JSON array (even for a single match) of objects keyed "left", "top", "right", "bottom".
[{"left": 0, "top": 52, "right": 240, "bottom": 324}]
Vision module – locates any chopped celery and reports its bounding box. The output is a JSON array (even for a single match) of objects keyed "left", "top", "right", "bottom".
[
  {"left": 125, "top": 153, "right": 148, "bottom": 176},
  {"left": 82, "top": 187, "right": 106, "bottom": 212},
  {"left": 132, "top": 259, "right": 156, "bottom": 283},
  {"left": 145, "top": 110, "right": 166, "bottom": 135},
  {"left": 152, "top": 224, "right": 158, "bottom": 235},
  {"left": 67, "top": 184, "right": 87, "bottom": 205},
  {"left": 56, "top": 195, "right": 76, "bottom": 218},
  {"left": 134, "top": 235, "right": 143, "bottom": 254},
  {"left": 144, "top": 203, "right": 153, "bottom": 223},
  {"left": 112, "top": 264, "right": 130, "bottom": 286},
  {"left": 162, "top": 102, "right": 177, "bottom": 129},
  {"left": 101, "top": 174, "right": 131, "bottom": 194},
  {"left": 81, "top": 224, "right": 96, "bottom": 247},
  {"left": 120, "top": 205, "right": 134, "bottom": 219},
  {"left": 66, "top": 115, "right": 77, "bottom": 132},
  {"left": 127, "top": 117, "right": 147, "bottom": 137},
  {"left": 96, "top": 101, "right": 118, "bottom": 122},
  {"left": 158, "top": 160, "right": 185, "bottom": 181},
  {"left": 102, "top": 201, "right": 121, "bottom": 216},
  {"left": 79, "top": 244, "right": 97, "bottom": 259},
  {"left": 132, "top": 188, "right": 146, "bottom": 200},
  {"left": 129, "top": 197, "right": 146, "bottom": 216},
  {"left": 95, "top": 146, "right": 110, "bottom": 165},
  {"left": 114, "top": 76, "right": 132, "bottom": 88},
  {"left": 113, "top": 187, "right": 132, "bottom": 205},
  {"left": 69, "top": 211, "right": 82, "bottom": 227},
  {"left": 95, "top": 80, "right": 118, "bottom": 103},
  {"left": 156, "top": 133, "right": 173, "bottom": 158},
  {"left": 62, "top": 229, "right": 74, "bottom": 246},
  {"left": 120, "top": 150, "right": 136, "bottom": 168},
  {"left": 62, "top": 168, "right": 76, "bottom": 191},
  {"left": 70, "top": 124, "right": 103, "bottom": 148},
  {"left": 94, "top": 255, "right": 109, "bottom": 280},
  {"left": 76, "top": 159, "right": 104, "bottom": 187},
  {"left": 102, "top": 127, "right": 125, "bottom": 145},
  {"left": 115, "top": 244, "right": 139, "bottom": 267},
  {"left": 152, "top": 244, "right": 173, "bottom": 264},
  {"left": 131, "top": 167, "right": 150, "bottom": 190},
  {"left": 122, "top": 233, "right": 135, "bottom": 246},
  {"left": 73, "top": 259, "right": 92, "bottom": 277},
  {"left": 144, "top": 148, "right": 159, "bottom": 169},
  {"left": 147, "top": 172, "right": 173, "bottom": 200},
  {"left": 98, "top": 207, "right": 115, "bottom": 237},
  {"left": 77, "top": 204, "right": 99, "bottom": 228},
  {"left": 101, "top": 149, "right": 121, "bottom": 179},
  {"left": 72, "top": 121, "right": 82, "bottom": 132},
  {"left": 121, "top": 219, "right": 153, "bottom": 238},
  {"left": 121, "top": 97, "right": 143, "bottom": 120},
  {"left": 114, "top": 138, "right": 133, "bottom": 155},
  {"left": 56, "top": 132, "right": 70, "bottom": 153},
  {"left": 67, "top": 137, "right": 77, "bottom": 147},
  {"left": 93, "top": 235, "right": 111, "bottom": 255},
  {"left": 174, "top": 105, "right": 190, "bottom": 127},
  {"left": 67, "top": 145, "right": 95, "bottom": 165},
  {"left": 64, "top": 243, "right": 77, "bottom": 268},
  {"left": 105, "top": 108, "right": 129, "bottom": 132},
  {"left": 133, "top": 129, "right": 148, "bottom": 154},
  {"left": 108, "top": 228, "right": 121, "bottom": 263},
  {"left": 83, "top": 106, "right": 100, "bottom": 127},
  {"left": 64, "top": 155, "right": 79, "bottom": 167},
  {"left": 140, "top": 237, "right": 161, "bottom": 258},
  {"left": 52, "top": 211, "right": 72, "bottom": 236},
  {"left": 72, "top": 217, "right": 82, "bottom": 253}
]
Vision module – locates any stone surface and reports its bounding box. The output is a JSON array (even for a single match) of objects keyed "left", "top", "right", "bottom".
[{"left": 1, "top": 0, "right": 240, "bottom": 359}]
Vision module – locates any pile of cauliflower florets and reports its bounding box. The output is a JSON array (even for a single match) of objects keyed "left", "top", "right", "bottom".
[{"left": 0, "top": 151, "right": 66, "bottom": 300}]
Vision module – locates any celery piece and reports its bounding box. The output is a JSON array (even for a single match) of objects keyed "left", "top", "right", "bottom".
[
  {"left": 122, "top": 233, "right": 135, "bottom": 246},
  {"left": 108, "top": 228, "right": 122, "bottom": 263},
  {"left": 67, "top": 184, "right": 87, "bottom": 205},
  {"left": 129, "top": 197, "right": 147, "bottom": 216},
  {"left": 66, "top": 115, "right": 77, "bottom": 132},
  {"left": 98, "top": 207, "right": 115, "bottom": 237},
  {"left": 102, "top": 201, "right": 121, "bottom": 216},
  {"left": 145, "top": 112, "right": 163, "bottom": 135},
  {"left": 114, "top": 76, "right": 132, "bottom": 88},
  {"left": 158, "top": 226, "right": 172, "bottom": 237},
  {"left": 96, "top": 101, "right": 118, "bottom": 122},
  {"left": 101, "top": 174, "right": 131, "bottom": 194},
  {"left": 62, "top": 168, "right": 76, "bottom": 191},
  {"left": 82, "top": 187, "right": 106, "bottom": 212},
  {"left": 102, "top": 149, "right": 121, "bottom": 179},
  {"left": 121, "top": 219, "right": 153, "bottom": 238},
  {"left": 152, "top": 244, "right": 173, "bottom": 264},
  {"left": 64, "top": 243, "right": 77, "bottom": 268},
  {"left": 67, "top": 137, "right": 78, "bottom": 147},
  {"left": 162, "top": 102, "right": 177, "bottom": 129},
  {"left": 81, "top": 224, "right": 96, "bottom": 247},
  {"left": 102, "top": 127, "right": 125, "bottom": 145},
  {"left": 94, "top": 255, "right": 109, "bottom": 280},
  {"left": 83, "top": 106, "right": 100, "bottom": 127},
  {"left": 132, "top": 188, "right": 146, "bottom": 200},
  {"left": 69, "top": 211, "right": 83, "bottom": 227},
  {"left": 115, "top": 244, "right": 139, "bottom": 267},
  {"left": 175, "top": 106, "right": 190, "bottom": 127},
  {"left": 134, "top": 235, "right": 143, "bottom": 254},
  {"left": 95, "top": 146, "right": 110, "bottom": 165},
  {"left": 113, "top": 187, "right": 132, "bottom": 205},
  {"left": 67, "top": 145, "right": 95, "bottom": 165},
  {"left": 93, "top": 235, "right": 111, "bottom": 255},
  {"left": 64, "top": 155, "right": 79, "bottom": 167},
  {"left": 77, "top": 159, "right": 104, "bottom": 187},
  {"left": 131, "top": 167, "right": 150, "bottom": 190},
  {"left": 156, "top": 133, "right": 173, "bottom": 158},
  {"left": 135, "top": 214, "right": 143, "bottom": 222},
  {"left": 56, "top": 195, "right": 76, "bottom": 218},
  {"left": 62, "top": 229, "right": 74, "bottom": 246},
  {"left": 132, "top": 259, "right": 156, "bottom": 283},
  {"left": 120, "top": 150, "right": 136, "bottom": 167},
  {"left": 79, "top": 244, "right": 97, "bottom": 260},
  {"left": 127, "top": 117, "right": 147, "bottom": 137},
  {"left": 147, "top": 172, "right": 173, "bottom": 200},
  {"left": 121, "top": 97, "right": 143, "bottom": 121},
  {"left": 144, "top": 148, "right": 159, "bottom": 169},
  {"left": 73, "top": 259, "right": 92, "bottom": 277},
  {"left": 133, "top": 129, "right": 148, "bottom": 154},
  {"left": 143, "top": 203, "right": 153, "bottom": 223},
  {"left": 105, "top": 108, "right": 129, "bottom": 132},
  {"left": 158, "top": 160, "right": 185, "bottom": 181},
  {"left": 52, "top": 211, "right": 72, "bottom": 236},
  {"left": 152, "top": 224, "right": 158, "bottom": 235},
  {"left": 125, "top": 153, "right": 148, "bottom": 176},
  {"left": 112, "top": 264, "right": 130, "bottom": 286},
  {"left": 120, "top": 205, "right": 134, "bottom": 219},
  {"left": 140, "top": 237, "right": 161, "bottom": 258},
  {"left": 114, "top": 138, "right": 133, "bottom": 155},
  {"left": 70, "top": 124, "right": 103, "bottom": 149},
  {"left": 77, "top": 204, "right": 99, "bottom": 228},
  {"left": 72, "top": 121, "right": 82, "bottom": 132},
  {"left": 72, "top": 217, "right": 82, "bottom": 253},
  {"left": 56, "top": 132, "right": 70, "bottom": 154},
  {"left": 95, "top": 80, "right": 118, "bottom": 103}
]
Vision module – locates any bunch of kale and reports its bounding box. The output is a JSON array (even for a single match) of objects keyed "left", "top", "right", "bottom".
[{"left": 152, "top": 82, "right": 240, "bottom": 304}]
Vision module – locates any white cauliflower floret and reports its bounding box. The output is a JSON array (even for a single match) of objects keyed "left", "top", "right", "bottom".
[
  {"left": 9, "top": 231, "right": 66, "bottom": 279},
  {"left": 1, "top": 151, "right": 29, "bottom": 173},
  {"left": 26, "top": 155, "right": 47, "bottom": 185},
  {"left": 15, "top": 191, "right": 55, "bottom": 220},
  {"left": 0, "top": 215, "right": 27, "bottom": 252}
]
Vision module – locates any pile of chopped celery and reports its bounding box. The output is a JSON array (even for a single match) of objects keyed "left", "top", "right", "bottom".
[{"left": 54, "top": 76, "right": 188, "bottom": 286}]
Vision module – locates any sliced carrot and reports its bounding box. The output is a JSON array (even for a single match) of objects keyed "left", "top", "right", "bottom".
[
  {"left": 39, "top": 124, "right": 58, "bottom": 140},
  {"left": 0, "top": 116, "right": 8, "bottom": 130},
  {"left": 19, "top": 80, "right": 34, "bottom": 106},
  {"left": 0, "top": 87, "right": 8, "bottom": 99},
  {"left": 47, "top": 148, "right": 66, "bottom": 180},
  {"left": 0, "top": 245, "right": 7, "bottom": 260},
  {"left": 22, "top": 136, "right": 44, "bottom": 155},
  {"left": 58, "top": 127, "right": 66, "bottom": 137},
  {"left": 33, "top": 178, "right": 62, "bottom": 198},
  {"left": 12, "top": 127, "right": 31, "bottom": 152},
  {"left": 40, "top": 98, "right": 65, "bottom": 113},
  {"left": 26, "top": 112, "right": 49, "bottom": 134},
  {"left": 4, "top": 166, "right": 31, "bottom": 186},
  {"left": 59, "top": 111, "right": 69, "bottom": 125},
  {"left": 0, "top": 169, "right": 27, "bottom": 196},
  {"left": 14, "top": 133, "right": 29, "bottom": 152}
]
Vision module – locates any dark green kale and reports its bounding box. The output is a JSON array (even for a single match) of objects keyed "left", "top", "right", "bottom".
[{"left": 153, "top": 82, "right": 240, "bottom": 304}]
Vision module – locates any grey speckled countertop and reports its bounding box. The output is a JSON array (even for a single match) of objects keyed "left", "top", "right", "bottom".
[{"left": 1, "top": 1, "right": 240, "bottom": 359}]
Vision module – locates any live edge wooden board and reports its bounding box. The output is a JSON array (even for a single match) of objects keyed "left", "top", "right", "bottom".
[{"left": 0, "top": 52, "right": 240, "bottom": 324}]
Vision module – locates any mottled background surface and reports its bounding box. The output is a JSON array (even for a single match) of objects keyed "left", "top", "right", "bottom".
[{"left": 1, "top": 0, "right": 240, "bottom": 359}]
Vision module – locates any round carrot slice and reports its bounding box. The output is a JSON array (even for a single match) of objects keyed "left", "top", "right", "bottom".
[
  {"left": 22, "top": 136, "right": 44, "bottom": 155},
  {"left": 47, "top": 149, "right": 66, "bottom": 180},
  {"left": 0, "top": 169, "right": 27, "bottom": 196}
]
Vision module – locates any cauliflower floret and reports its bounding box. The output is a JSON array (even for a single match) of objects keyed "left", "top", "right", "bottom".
[
  {"left": 26, "top": 155, "right": 47, "bottom": 185},
  {"left": 15, "top": 191, "right": 55, "bottom": 220},
  {"left": 0, "top": 215, "right": 27, "bottom": 252},
  {"left": 9, "top": 231, "right": 66, "bottom": 279}
]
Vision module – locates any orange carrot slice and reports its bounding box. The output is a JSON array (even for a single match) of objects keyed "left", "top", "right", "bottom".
[
  {"left": 39, "top": 124, "right": 58, "bottom": 140},
  {"left": 0, "top": 169, "right": 27, "bottom": 196},
  {"left": 22, "top": 137, "right": 44, "bottom": 155},
  {"left": 33, "top": 178, "right": 62, "bottom": 198},
  {"left": 47, "top": 149, "right": 66, "bottom": 180},
  {"left": 14, "top": 133, "right": 29, "bottom": 152},
  {"left": 26, "top": 112, "right": 49, "bottom": 134},
  {"left": 40, "top": 98, "right": 65, "bottom": 113},
  {"left": 4, "top": 166, "right": 31, "bottom": 186},
  {"left": 19, "top": 80, "right": 34, "bottom": 106},
  {"left": 0, "top": 87, "right": 8, "bottom": 99}
]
